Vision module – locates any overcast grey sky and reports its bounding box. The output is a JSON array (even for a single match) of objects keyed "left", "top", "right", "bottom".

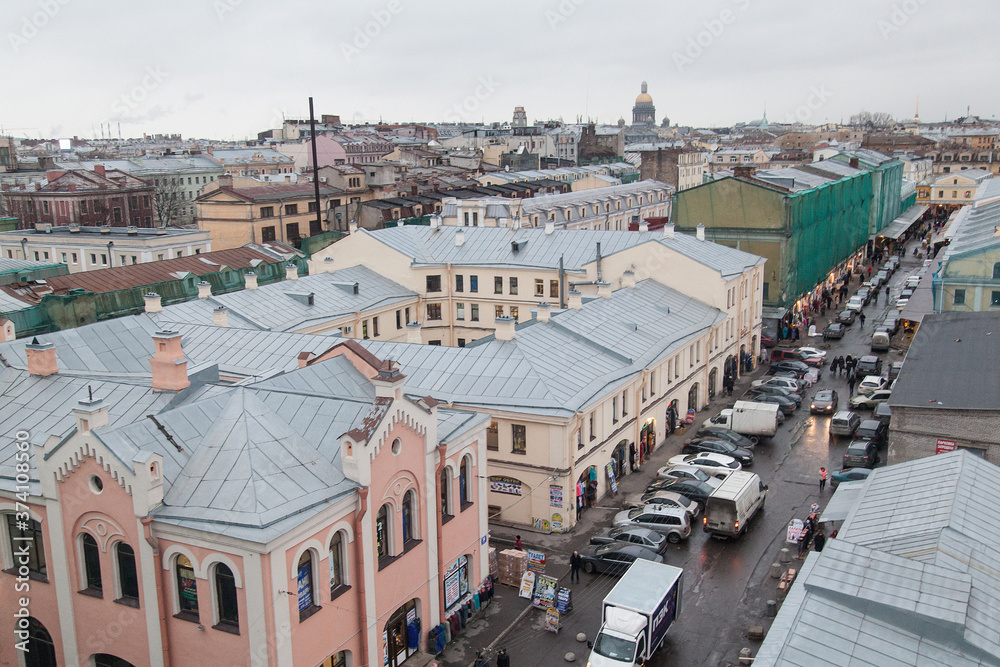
[{"left": 3, "top": 0, "right": 996, "bottom": 140}]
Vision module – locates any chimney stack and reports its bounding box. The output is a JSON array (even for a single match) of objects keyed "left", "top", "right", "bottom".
[
  {"left": 372, "top": 359, "right": 406, "bottom": 400},
  {"left": 73, "top": 397, "right": 109, "bottom": 433},
  {"left": 622, "top": 270, "right": 636, "bottom": 289},
  {"left": 494, "top": 315, "right": 516, "bottom": 341},
  {"left": 197, "top": 281, "right": 212, "bottom": 299},
  {"left": 568, "top": 289, "right": 583, "bottom": 310},
  {"left": 94, "top": 164, "right": 106, "bottom": 177},
  {"left": 244, "top": 270, "right": 258, "bottom": 290},
  {"left": 406, "top": 321, "right": 422, "bottom": 344},
  {"left": 638, "top": 221, "right": 649, "bottom": 233},
  {"left": 696, "top": 224, "right": 706, "bottom": 241},
  {"left": 348, "top": 221, "right": 358, "bottom": 234},
  {"left": 544, "top": 221, "right": 555, "bottom": 235},
  {"left": 149, "top": 331, "right": 190, "bottom": 392},
  {"left": 849, "top": 157, "right": 860, "bottom": 169},
  {"left": 144, "top": 292, "right": 162, "bottom": 313},
  {"left": 25, "top": 339, "right": 58, "bottom": 377},
  {"left": 662, "top": 222, "right": 675, "bottom": 239},
  {"left": 213, "top": 306, "right": 229, "bottom": 327},
  {"left": 536, "top": 302, "right": 551, "bottom": 323},
  {"left": 285, "top": 264, "right": 299, "bottom": 281},
  {"left": 597, "top": 281, "right": 613, "bottom": 299},
  {"left": 455, "top": 229, "right": 465, "bottom": 246}
]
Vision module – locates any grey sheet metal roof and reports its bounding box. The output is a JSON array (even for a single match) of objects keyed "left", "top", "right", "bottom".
[
  {"left": 941, "top": 197, "right": 1000, "bottom": 261},
  {"left": 153, "top": 265, "right": 416, "bottom": 333},
  {"left": 756, "top": 451, "right": 1000, "bottom": 667},
  {"left": 359, "top": 224, "right": 763, "bottom": 279},
  {"left": 0, "top": 257, "right": 63, "bottom": 273},
  {"left": 437, "top": 408, "right": 490, "bottom": 444},
  {"left": 0, "top": 288, "right": 33, "bottom": 314},
  {"left": 888, "top": 312, "right": 1000, "bottom": 411},
  {"left": 878, "top": 204, "right": 928, "bottom": 240}
]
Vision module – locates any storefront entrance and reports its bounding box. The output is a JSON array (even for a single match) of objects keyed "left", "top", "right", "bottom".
[
  {"left": 611, "top": 440, "right": 628, "bottom": 479},
  {"left": 639, "top": 420, "right": 656, "bottom": 463},
  {"left": 666, "top": 400, "right": 678, "bottom": 438},
  {"left": 576, "top": 467, "right": 597, "bottom": 517},
  {"left": 708, "top": 368, "right": 718, "bottom": 400},
  {"left": 687, "top": 383, "right": 699, "bottom": 414},
  {"left": 384, "top": 599, "right": 419, "bottom": 667}
]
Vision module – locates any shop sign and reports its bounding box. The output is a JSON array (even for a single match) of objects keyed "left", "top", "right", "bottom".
[
  {"left": 518, "top": 571, "right": 536, "bottom": 599},
  {"left": 549, "top": 484, "right": 563, "bottom": 507},
  {"left": 489, "top": 475, "right": 522, "bottom": 495},
  {"left": 786, "top": 519, "right": 804, "bottom": 544},
  {"left": 532, "top": 574, "right": 559, "bottom": 609},
  {"left": 550, "top": 513, "right": 563, "bottom": 532},
  {"left": 297, "top": 563, "right": 313, "bottom": 612},
  {"left": 606, "top": 463, "right": 618, "bottom": 494},
  {"left": 936, "top": 438, "right": 957, "bottom": 454},
  {"left": 527, "top": 550, "right": 546, "bottom": 573},
  {"left": 545, "top": 607, "right": 560, "bottom": 633}
]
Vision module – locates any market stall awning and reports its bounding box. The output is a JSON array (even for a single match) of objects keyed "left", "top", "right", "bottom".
[
  {"left": 819, "top": 481, "right": 866, "bottom": 524},
  {"left": 877, "top": 204, "right": 929, "bottom": 240}
]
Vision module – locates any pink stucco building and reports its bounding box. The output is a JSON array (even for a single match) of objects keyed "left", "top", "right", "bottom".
[{"left": 0, "top": 328, "right": 489, "bottom": 667}]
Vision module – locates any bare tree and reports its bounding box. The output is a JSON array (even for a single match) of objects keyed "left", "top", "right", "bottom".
[
  {"left": 849, "top": 110, "right": 895, "bottom": 130},
  {"left": 153, "top": 176, "right": 184, "bottom": 227}
]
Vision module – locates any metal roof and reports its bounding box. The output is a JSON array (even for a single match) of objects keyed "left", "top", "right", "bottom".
[
  {"left": 889, "top": 311, "right": 1000, "bottom": 411},
  {"left": 877, "top": 204, "right": 928, "bottom": 240}
]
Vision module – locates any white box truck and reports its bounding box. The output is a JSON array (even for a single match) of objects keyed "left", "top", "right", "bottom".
[
  {"left": 586, "top": 560, "right": 683, "bottom": 667},
  {"left": 702, "top": 471, "right": 768, "bottom": 538},
  {"left": 701, "top": 400, "right": 779, "bottom": 441}
]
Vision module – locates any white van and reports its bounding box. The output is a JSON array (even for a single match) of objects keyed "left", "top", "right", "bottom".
[
  {"left": 870, "top": 330, "right": 891, "bottom": 352},
  {"left": 702, "top": 471, "right": 768, "bottom": 538}
]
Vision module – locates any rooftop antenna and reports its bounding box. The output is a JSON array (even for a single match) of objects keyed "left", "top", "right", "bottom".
[{"left": 88, "top": 385, "right": 93, "bottom": 402}]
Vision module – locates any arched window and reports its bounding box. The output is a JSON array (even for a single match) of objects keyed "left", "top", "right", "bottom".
[
  {"left": 330, "top": 532, "right": 348, "bottom": 596},
  {"left": 6, "top": 515, "right": 46, "bottom": 578},
  {"left": 376, "top": 504, "right": 392, "bottom": 560},
  {"left": 459, "top": 456, "right": 473, "bottom": 510},
  {"left": 402, "top": 491, "right": 417, "bottom": 544},
  {"left": 93, "top": 655, "right": 136, "bottom": 667},
  {"left": 994, "top": 262, "right": 1000, "bottom": 280},
  {"left": 213, "top": 563, "right": 239, "bottom": 631},
  {"left": 297, "top": 551, "right": 317, "bottom": 621},
  {"left": 175, "top": 555, "right": 199, "bottom": 619},
  {"left": 115, "top": 542, "right": 139, "bottom": 604},
  {"left": 81, "top": 533, "right": 102, "bottom": 593},
  {"left": 440, "top": 469, "right": 453, "bottom": 519},
  {"left": 23, "top": 617, "right": 57, "bottom": 667}
]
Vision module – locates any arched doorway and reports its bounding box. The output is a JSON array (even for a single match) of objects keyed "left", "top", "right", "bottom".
[
  {"left": 739, "top": 344, "right": 750, "bottom": 373},
  {"left": 611, "top": 440, "right": 628, "bottom": 480},
  {"left": 724, "top": 355, "right": 738, "bottom": 380},
  {"left": 639, "top": 419, "right": 656, "bottom": 463},
  {"left": 23, "top": 617, "right": 57, "bottom": 667},
  {"left": 384, "top": 599, "right": 419, "bottom": 667},
  {"left": 687, "top": 383, "right": 699, "bottom": 414},
  {"left": 576, "top": 467, "right": 597, "bottom": 517},
  {"left": 666, "top": 400, "right": 678, "bottom": 438},
  {"left": 93, "top": 656, "right": 136, "bottom": 667},
  {"left": 708, "top": 368, "right": 718, "bottom": 400}
]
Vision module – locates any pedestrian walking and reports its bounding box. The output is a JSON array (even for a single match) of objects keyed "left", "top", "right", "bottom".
[
  {"left": 820, "top": 467, "right": 827, "bottom": 491},
  {"left": 872, "top": 291, "right": 878, "bottom": 306},
  {"left": 570, "top": 551, "right": 582, "bottom": 583},
  {"left": 848, "top": 371, "right": 857, "bottom": 396},
  {"left": 845, "top": 354, "right": 854, "bottom": 373},
  {"left": 813, "top": 531, "right": 826, "bottom": 553},
  {"left": 838, "top": 356, "right": 846, "bottom": 377},
  {"left": 886, "top": 286, "right": 891, "bottom": 301},
  {"left": 496, "top": 648, "right": 510, "bottom": 667},
  {"left": 858, "top": 312, "right": 866, "bottom": 328},
  {"left": 515, "top": 535, "right": 523, "bottom": 550}
]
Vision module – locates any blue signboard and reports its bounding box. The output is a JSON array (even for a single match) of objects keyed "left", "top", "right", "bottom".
[{"left": 297, "top": 563, "right": 313, "bottom": 612}]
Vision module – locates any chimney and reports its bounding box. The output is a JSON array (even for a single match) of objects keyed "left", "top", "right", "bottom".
[
  {"left": 455, "top": 229, "right": 465, "bottom": 246},
  {"left": 0, "top": 318, "right": 15, "bottom": 343},
  {"left": 144, "top": 292, "right": 162, "bottom": 313},
  {"left": 348, "top": 221, "right": 358, "bottom": 234},
  {"left": 372, "top": 359, "right": 406, "bottom": 400},
  {"left": 244, "top": 270, "right": 258, "bottom": 289},
  {"left": 46, "top": 171, "right": 64, "bottom": 183},
  {"left": 25, "top": 339, "right": 58, "bottom": 377},
  {"left": 206, "top": 146, "right": 214, "bottom": 155},
  {"left": 73, "top": 397, "right": 109, "bottom": 433},
  {"left": 494, "top": 315, "right": 516, "bottom": 341},
  {"left": 213, "top": 306, "right": 229, "bottom": 327},
  {"left": 218, "top": 173, "right": 232, "bottom": 188},
  {"left": 849, "top": 157, "right": 860, "bottom": 169},
  {"left": 568, "top": 289, "right": 583, "bottom": 310},
  {"left": 285, "top": 263, "right": 299, "bottom": 281},
  {"left": 197, "top": 281, "right": 212, "bottom": 298},
  {"left": 149, "top": 331, "right": 190, "bottom": 392},
  {"left": 696, "top": 224, "right": 706, "bottom": 241},
  {"left": 662, "top": 222, "right": 675, "bottom": 239},
  {"left": 733, "top": 165, "right": 757, "bottom": 179},
  {"left": 536, "top": 302, "right": 551, "bottom": 323},
  {"left": 406, "top": 321, "right": 422, "bottom": 344},
  {"left": 638, "top": 221, "right": 649, "bottom": 233},
  {"left": 297, "top": 351, "right": 316, "bottom": 368},
  {"left": 430, "top": 216, "right": 440, "bottom": 229},
  {"left": 622, "top": 270, "right": 636, "bottom": 289},
  {"left": 597, "top": 281, "right": 613, "bottom": 299},
  {"left": 94, "top": 165, "right": 106, "bottom": 177},
  {"left": 544, "top": 221, "right": 555, "bottom": 235}
]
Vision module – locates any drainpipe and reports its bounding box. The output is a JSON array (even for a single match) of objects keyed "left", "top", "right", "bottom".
[
  {"left": 353, "top": 487, "right": 370, "bottom": 665},
  {"left": 558, "top": 255, "right": 566, "bottom": 309},
  {"left": 434, "top": 443, "right": 448, "bottom": 620},
  {"left": 141, "top": 517, "right": 171, "bottom": 667},
  {"left": 595, "top": 242, "right": 602, "bottom": 281}
]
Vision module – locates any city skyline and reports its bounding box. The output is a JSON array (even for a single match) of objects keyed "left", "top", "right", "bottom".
[{"left": 2, "top": 0, "right": 998, "bottom": 140}]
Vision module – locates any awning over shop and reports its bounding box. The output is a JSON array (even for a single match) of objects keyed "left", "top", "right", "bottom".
[
  {"left": 877, "top": 204, "right": 929, "bottom": 240},
  {"left": 819, "top": 481, "right": 866, "bottom": 524},
  {"left": 932, "top": 208, "right": 962, "bottom": 246},
  {"left": 761, "top": 306, "right": 788, "bottom": 322},
  {"left": 899, "top": 273, "right": 936, "bottom": 323}
]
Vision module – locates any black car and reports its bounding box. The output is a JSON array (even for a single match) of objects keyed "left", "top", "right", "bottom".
[
  {"left": 682, "top": 438, "right": 753, "bottom": 466},
  {"left": 855, "top": 355, "right": 883, "bottom": 376},
  {"left": 695, "top": 427, "right": 757, "bottom": 449},
  {"left": 838, "top": 309, "right": 857, "bottom": 325},
  {"left": 823, "top": 322, "right": 845, "bottom": 340},
  {"left": 873, "top": 402, "right": 892, "bottom": 426},
  {"left": 590, "top": 526, "right": 668, "bottom": 554},
  {"left": 854, "top": 419, "right": 888, "bottom": 447},
  {"left": 857, "top": 287, "right": 871, "bottom": 305},
  {"left": 748, "top": 385, "right": 802, "bottom": 407},
  {"left": 577, "top": 543, "right": 663, "bottom": 575},
  {"left": 843, "top": 439, "right": 880, "bottom": 469},
  {"left": 882, "top": 315, "right": 900, "bottom": 335},
  {"left": 768, "top": 360, "right": 812, "bottom": 378},
  {"left": 643, "top": 478, "right": 716, "bottom": 507},
  {"left": 751, "top": 393, "right": 797, "bottom": 416}
]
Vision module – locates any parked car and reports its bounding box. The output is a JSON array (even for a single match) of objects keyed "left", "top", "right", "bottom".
[
  {"left": 855, "top": 355, "right": 883, "bottom": 376},
  {"left": 751, "top": 377, "right": 804, "bottom": 395},
  {"left": 857, "top": 287, "right": 871, "bottom": 304},
  {"left": 882, "top": 315, "right": 900, "bottom": 335},
  {"left": 905, "top": 276, "right": 920, "bottom": 289},
  {"left": 857, "top": 375, "right": 888, "bottom": 396},
  {"left": 854, "top": 419, "right": 888, "bottom": 448},
  {"left": 810, "top": 389, "right": 839, "bottom": 414},
  {"left": 760, "top": 331, "right": 776, "bottom": 348},
  {"left": 590, "top": 526, "right": 668, "bottom": 554},
  {"left": 797, "top": 347, "right": 828, "bottom": 360},
  {"left": 843, "top": 439, "right": 880, "bottom": 469},
  {"left": 667, "top": 453, "right": 741, "bottom": 479},
  {"left": 748, "top": 385, "right": 802, "bottom": 406},
  {"left": 873, "top": 402, "right": 892, "bottom": 426},
  {"left": 654, "top": 464, "right": 723, "bottom": 489},
  {"left": 887, "top": 361, "right": 904, "bottom": 383},
  {"left": 751, "top": 393, "right": 797, "bottom": 417},
  {"left": 694, "top": 427, "right": 758, "bottom": 450},
  {"left": 838, "top": 309, "right": 857, "bottom": 325},
  {"left": 769, "top": 348, "right": 822, "bottom": 366},
  {"left": 629, "top": 490, "right": 702, "bottom": 519},
  {"left": 896, "top": 296, "right": 909, "bottom": 311},
  {"left": 900, "top": 288, "right": 914, "bottom": 300},
  {"left": 829, "top": 410, "right": 860, "bottom": 438},
  {"left": 577, "top": 543, "right": 663, "bottom": 575},
  {"left": 644, "top": 478, "right": 717, "bottom": 508},
  {"left": 830, "top": 467, "right": 873, "bottom": 488},
  {"left": 846, "top": 296, "right": 864, "bottom": 312},
  {"left": 823, "top": 322, "right": 846, "bottom": 340},
  {"left": 681, "top": 439, "right": 754, "bottom": 466},
  {"left": 613, "top": 505, "right": 692, "bottom": 543},
  {"left": 850, "top": 388, "right": 892, "bottom": 410},
  {"left": 768, "top": 360, "right": 813, "bottom": 378}
]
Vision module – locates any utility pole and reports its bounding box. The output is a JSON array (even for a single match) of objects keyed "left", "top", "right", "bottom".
[{"left": 308, "top": 97, "right": 323, "bottom": 235}]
